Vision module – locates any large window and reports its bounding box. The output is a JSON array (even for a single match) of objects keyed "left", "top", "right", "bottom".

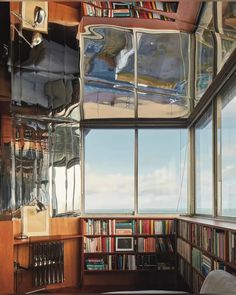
[
  {"left": 195, "top": 105, "right": 213, "bottom": 215},
  {"left": 138, "top": 129, "right": 188, "bottom": 213},
  {"left": 84, "top": 129, "right": 134, "bottom": 213},
  {"left": 218, "top": 73, "right": 236, "bottom": 217}
]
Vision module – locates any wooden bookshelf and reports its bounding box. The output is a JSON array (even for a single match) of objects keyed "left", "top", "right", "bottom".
[
  {"left": 177, "top": 217, "right": 236, "bottom": 293},
  {"left": 82, "top": 218, "right": 178, "bottom": 289}
]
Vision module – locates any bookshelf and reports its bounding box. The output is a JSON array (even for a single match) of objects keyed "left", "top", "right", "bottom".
[
  {"left": 177, "top": 217, "right": 236, "bottom": 293},
  {"left": 82, "top": 218, "right": 178, "bottom": 289},
  {"left": 78, "top": 0, "right": 202, "bottom": 34}
]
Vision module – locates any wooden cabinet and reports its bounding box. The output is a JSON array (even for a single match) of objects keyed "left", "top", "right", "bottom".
[{"left": 0, "top": 218, "right": 83, "bottom": 293}]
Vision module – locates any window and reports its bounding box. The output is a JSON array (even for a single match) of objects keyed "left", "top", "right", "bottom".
[
  {"left": 84, "top": 129, "right": 134, "bottom": 213},
  {"left": 218, "top": 73, "right": 236, "bottom": 217},
  {"left": 138, "top": 129, "right": 188, "bottom": 214},
  {"left": 195, "top": 105, "right": 213, "bottom": 215}
]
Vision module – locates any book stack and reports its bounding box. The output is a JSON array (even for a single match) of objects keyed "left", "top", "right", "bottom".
[
  {"left": 138, "top": 237, "right": 156, "bottom": 252},
  {"left": 192, "top": 224, "right": 202, "bottom": 247},
  {"left": 117, "top": 254, "right": 136, "bottom": 270},
  {"left": 115, "top": 220, "right": 134, "bottom": 235},
  {"left": 85, "top": 258, "right": 106, "bottom": 270},
  {"left": 85, "top": 219, "right": 109, "bottom": 235},
  {"left": 201, "top": 226, "right": 212, "bottom": 253},
  {"left": 85, "top": 237, "right": 114, "bottom": 252},
  {"left": 178, "top": 256, "right": 191, "bottom": 286},
  {"left": 201, "top": 254, "right": 212, "bottom": 277},
  {"left": 156, "top": 237, "right": 174, "bottom": 253},
  {"left": 177, "top": 238, "right": 191, "bottom": 263},
  {"left": 213, "top": 260, "right": 226, "bottom": 270},
  {"left": 213, "top": 229, "right": 226, "bottom": 260},
  {"left": 178, "top": 221, "right": 190, "bottom": 241},
  {"left": 229, "top": 232, "right": 236, "bottom": 264},
  {"left": 192, "top": 247, "right": 202, "bottom": 272}
]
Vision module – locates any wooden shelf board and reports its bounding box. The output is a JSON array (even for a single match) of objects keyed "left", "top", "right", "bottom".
[
  {"left": 84, "top": 234, "right": 175, "bottom": 237},
  {"left": 84, "top": 269, "right": 175, "bottom": 273},
  {"left": 14, "top": 234, "right": 83, "bottom": 245}
]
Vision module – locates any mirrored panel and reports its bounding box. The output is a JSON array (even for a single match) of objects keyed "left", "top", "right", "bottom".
[
  {"left": 50, "top": 123, "right": 81, "bottom": 215},
  {"left": 83, "top": 80, "right": 135, "bottom": 119},
  {"left": 10, "top": 22, "right": 80, "bottom": 120},
  {"left": 195, "top": 105, "right": 213, "bottom": 215},
  {"left": 137, "top": 32, "right": 190, "bottom": 117},
  {"left": 82, "top": 26, "right": 135, "bottom": 119},
  {"left": 195, "top": 2, "right": 214, "bottom": 103},
  {"left": 12, "top": 117, "right": 51, "bottom": 212},
  {"left": 138, "top": 89, "right": 189, "bottom": 118},
  {"left": 84, "top": 129, "right": 134, "bottom": 214},
  {"left": 138, "top": 129, "right": 188, "bottom": 214}
]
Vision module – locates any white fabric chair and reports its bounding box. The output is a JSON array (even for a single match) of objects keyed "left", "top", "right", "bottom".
[{"left": 200, "top": 270, "right": 236, "bottom": 294}]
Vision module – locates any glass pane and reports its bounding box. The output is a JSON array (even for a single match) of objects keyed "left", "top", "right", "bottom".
[
  {"left": 83, "top": 80, "right": 135, "bottom": 119},
  {"left": 218, "top": 73, "right": 236, "bottom": 217},
  {"left": 195, "top": 105, "right": 213, "bottom": 215},
  {"left": 138, "top": 129, "right": 188, "bottom": 213},
  {"left": 195, "top": 31, "right": 214, "bottom": 102},
  {"left": 217, "top": 1, "right": 236, "bottom": 70},
  {"left": 82, "top": 27, "right": 135, "bottom": 119},
  {"left": 85, "top": 129, "right": 134, "bottom": 213},
  {"left": 50, "top": 123, "right": 81, "bottom": 215},
  {"left": 137, "top": 32, "right": 190, "bottom": 118},
  {"left": 195, "top": 2, "right": 214, "bottom": 103}
]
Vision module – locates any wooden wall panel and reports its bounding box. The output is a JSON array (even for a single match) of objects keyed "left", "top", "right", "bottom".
[{"left": 0, "top": 221, "right": 14, "bottom": 293}]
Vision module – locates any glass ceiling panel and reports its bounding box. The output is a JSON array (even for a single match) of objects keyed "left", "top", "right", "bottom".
[
  {"left": 82, "top": 27, "right": 135, "bottom": 119},
  {"left": 82, "top": 27, "right": 190, "bottom": 119},
  {"left": 83, "top": 79, "right": 135, "bottom": 119},
  {"left": 137, "top": 32, "right": 190, "bottom": 118}
]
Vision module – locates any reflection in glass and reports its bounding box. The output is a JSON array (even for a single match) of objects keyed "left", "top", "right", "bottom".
[
  {"left": 83, "top": 27, "right": 134, "bottom": 119},
  {"left": 195, "top": 105, "right": 213, "bottom": 215},
  {"left": 218, "top": 73, "right": 236, "bottom": 217},
  {"left": 138, "top": 129, "right": 188, "bottom": 213},
  {"left": 10, "top": 23, "right": 80, "bottom": 120},
  {"left": 137, "top": 32, "right": 190, "bottom": 117},
  {"left": 85, "top": 129, "right": 134, "bottom": 213},
  {"left": 195, "top": 30, "right": 214, "bottom": 101},
  {"left": 195, "top": 2, "right": 214, "bottom": 103},
  {"left": 217, "top": 1, "right": 236, "bottom": 70},
  {"left": 83, "top": 80, "right": 134, "bottom": 119},
  {"left": 50, "top": 123, "right": 81, "bottom": 215},
  {"left": 10, "top": 118, "right": 51, "bottom": 211}
]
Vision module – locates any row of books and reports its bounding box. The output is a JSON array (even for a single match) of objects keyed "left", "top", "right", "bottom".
[
  {"left": 84, "top": 219, "right": 135, "bottom": 235},
  {"left": 178, "top": 257, "right": 191, "bottom": 287},
  {"left": 213, "top": 229, "right": 226, "bottom": 260},
  {"left": 84, "top": 237, "right": 115, "bottom": 253},
  {"left": 138, "top": 219, "right": 175, "bottom": 235},
  {"left": 192, "top": 269, "right": 204, "bottom": 293},
  {"left": 229, "top": 232, "right": 236, "bottom": 264},
  {"left": 137, "top": 237, "right": 174, "bottom": 253},
  {"left": 191, "top": 224, "right": 202, "bottom": 247},
  {"left": 137, "top": 255, "right": 174, "bottom": 270},
  {"left": 192, "top": 247, "right": 212, "bottom": 277},
  {"left": 201, "top": 226, "right": 212, "bottom": 253},
  {"left": 82, "top": 1, "right": 178, "bottom": 19},
  {"left": 177, "top": 238, "right": 191, "bottom": 263},
  {"left": 85, "top": 258, "right": 106, "bottom": 270},
  {"left": 178, "top": 220, "right": 190, "bottom": 241},
  {"left": 84, "top": 219, "right": 174, "bottom": 235}
]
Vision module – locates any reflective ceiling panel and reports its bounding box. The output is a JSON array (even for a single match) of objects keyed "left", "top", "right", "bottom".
[
  {"left": 83, "top": 79, "right": 135, "bottom": 119},
  {"left": 137, "top": 32, "right": 190, "bottom": 118},
  {"left": 82, "top": 26, "right": 135, "bottom": 119}
]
